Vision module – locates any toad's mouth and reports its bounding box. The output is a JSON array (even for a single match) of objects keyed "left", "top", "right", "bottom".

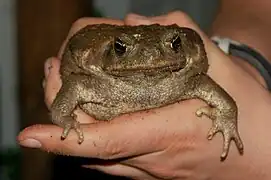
[{"left": 105, "top": 62, "right": 186, "bottom": 76}]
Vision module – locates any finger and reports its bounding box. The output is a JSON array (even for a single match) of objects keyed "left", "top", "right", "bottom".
[
  {"left": 121, "top": 153, "right": 168, "bottom": 179},
  {"left": 83, "top": 163, "right": 156, "bottom": 180},
  {"left": 17, "top": 120, "right": 161, "bottom": 159},
  {"left": 121, "top": 150, "right": 203, "bottom": 179},
  {"left": 44, "top": 57, "right": 54, "bottom": 80},
  {"left": 44, "top": 57, "right": 61, "bottom": 108},
  {"left": 123, "top": 11, "right": 211, "bottom": 48},
  {"left": 17, "top": 101, "right": 203, "bottom": 160},
  {"left": 43, "top": 57, "right": 98, "bottom": 124},
  {"left": 124, "top": 11, "right": 199, "bottom": 30},
  {"left": 42, "top": 57, "right": 54, "bottom": 89},
  {"left": 58, "top": 17, "right": 124, "bottom": 59},
  {"left": 17, "top": 102, "right": 196, "bottom": 159}
]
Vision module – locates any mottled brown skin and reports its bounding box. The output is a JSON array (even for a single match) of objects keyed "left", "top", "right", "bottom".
[{"left": 50, "top": 24, "right": 244, "bottom": 160}]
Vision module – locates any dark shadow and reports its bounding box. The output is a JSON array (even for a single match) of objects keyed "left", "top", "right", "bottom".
[{"left": 51, "top": 156, "right": 130, "bottom": 180}]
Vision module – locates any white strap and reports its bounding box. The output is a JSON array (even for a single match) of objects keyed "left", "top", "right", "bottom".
[{"left": 211, "top": 36, "right": 241, "bottom": 54}]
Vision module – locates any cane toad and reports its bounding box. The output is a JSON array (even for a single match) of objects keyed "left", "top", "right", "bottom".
[{"left": 50, "top": 24, "right": 244, "bottom": 160}]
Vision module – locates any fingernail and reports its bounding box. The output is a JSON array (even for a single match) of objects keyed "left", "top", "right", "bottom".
[
  {"left": 19, "top": 138, "right": 42, "bottom": 148},
  {"left": 44, "top": 58, "right": 53, "bottom": 78}
]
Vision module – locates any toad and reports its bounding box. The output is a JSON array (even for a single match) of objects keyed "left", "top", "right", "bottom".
[{"left": 50, "top": 24, "right": 244, "bottom": 160}]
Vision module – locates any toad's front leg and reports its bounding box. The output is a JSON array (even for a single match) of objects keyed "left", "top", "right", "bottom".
[
  {"left": 192, "top": 74, "right": 244, "bottom": 160},
  {"left": 50, "top": 75, "right": 86, "bottom": 144}
]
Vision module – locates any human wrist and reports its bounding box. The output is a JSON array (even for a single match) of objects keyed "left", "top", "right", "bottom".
[
  {"left": 208, "top": 39, "right": 268, "bottom": 89},
  {"left": 210, "top": 0, "right": 271, "bottom": 61},
  {"left": 209, "top": 0, "right": 271, "bottom": 89},
  {"left": 230, "top": 56, "right": 267, "bottom": 88}
]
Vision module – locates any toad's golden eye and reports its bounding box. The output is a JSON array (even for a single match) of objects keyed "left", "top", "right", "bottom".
[
  {"left": 170, "top": 35, "right": 182, "bottom": 52},
  {"left": 114, "top": 38, "right": 126, "bottom": 56}
]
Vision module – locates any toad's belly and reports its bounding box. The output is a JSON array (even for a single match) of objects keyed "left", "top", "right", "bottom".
[{"left": 78, "top": 76, "right": 189, "bottom": 120}]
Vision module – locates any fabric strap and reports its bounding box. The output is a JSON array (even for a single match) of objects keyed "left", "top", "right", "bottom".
[{"left": 212, "top": 36, "right": 271, "bottom": 90}]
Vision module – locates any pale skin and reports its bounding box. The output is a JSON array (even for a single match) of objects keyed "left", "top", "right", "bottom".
[{"left": 18, "top": 1, "right": 271, "bottom": 179}]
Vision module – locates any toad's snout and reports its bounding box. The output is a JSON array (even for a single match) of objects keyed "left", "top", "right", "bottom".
[{"left": 138, "top": 46, "right": 163, "bottom": 63}]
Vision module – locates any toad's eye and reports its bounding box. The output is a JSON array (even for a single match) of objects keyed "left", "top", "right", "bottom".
[
  {"left": 170, "top": 35, "right": 182, "bottom": 52},
  {"left": 114, "top": 38, "right": 126, "bottom": 56}
]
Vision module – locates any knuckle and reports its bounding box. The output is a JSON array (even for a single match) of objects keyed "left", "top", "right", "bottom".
[
  {"left": 71, "top": 17, "right": 90, "bottom": 29},
  {"left": 167, "top": 10, "right": 189, "bottom": 19},
  {"left": 165, "top": 11, "right": 194, "bottom": 26},
  {"left": 70, "top": 17, "right": 91, "bottom": 35}
]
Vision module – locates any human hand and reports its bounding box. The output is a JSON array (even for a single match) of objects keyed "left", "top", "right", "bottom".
[{"left": 18, "top": 12, "right": 271, "bottom": 180}]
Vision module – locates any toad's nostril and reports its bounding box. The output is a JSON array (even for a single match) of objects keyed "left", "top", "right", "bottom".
[{"left": 140, "top": 47, "right": 161, "bottom": 60}]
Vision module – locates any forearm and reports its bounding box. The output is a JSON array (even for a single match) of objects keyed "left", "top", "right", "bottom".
[{"left": 210, "top": 0, "right": 271, "bottom": 61}]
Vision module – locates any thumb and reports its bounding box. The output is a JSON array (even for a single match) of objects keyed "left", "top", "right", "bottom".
[
  {"left": 17, "top": 109, "right": 180, "bottom": 159},
  {"left": 17, "top": 102, "right": 203, "bottom": 160}
]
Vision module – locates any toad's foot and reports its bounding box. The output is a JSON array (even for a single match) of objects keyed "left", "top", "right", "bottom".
[
  {"left": 59, "top": 114, "right": 84, "bottom": 144},
  {"left": 196, "top": 106, "right": 244, "bottom": 161}
]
